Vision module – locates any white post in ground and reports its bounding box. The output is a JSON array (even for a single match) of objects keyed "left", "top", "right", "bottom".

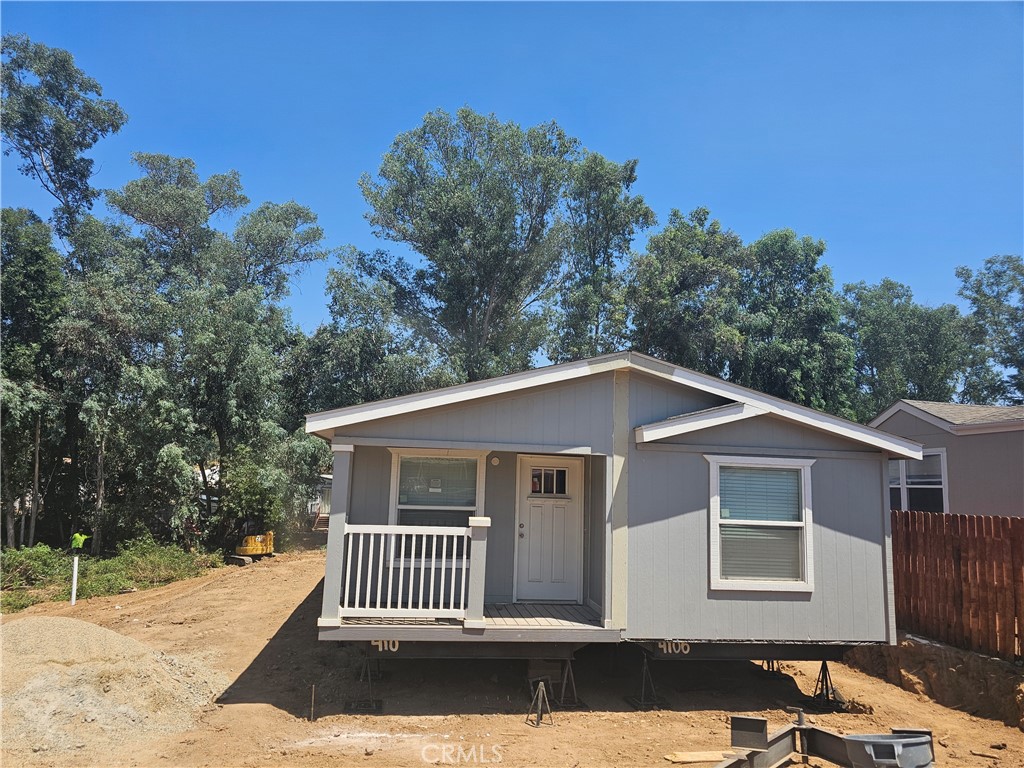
[{"left": 71, "top": 555, "right": 79, "bottom": 605}]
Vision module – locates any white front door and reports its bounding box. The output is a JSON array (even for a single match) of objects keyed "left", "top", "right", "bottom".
[{"left": 515, "top": 456, "right": 583, "bottom": 602}]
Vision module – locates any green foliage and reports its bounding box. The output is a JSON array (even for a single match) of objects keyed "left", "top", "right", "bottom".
[
  {"left": 957, "top": 255, "right": 1024, "bottom": 404},
  {"left": 360, "top": 107, "right": 578, "bottom": 381},
  {"left": 551, "top": 153, "right": 655, "bottom": 362},
  {"left": 628, "top": 207, "right": 747, "bottom": 376},
  {"left": 841, "top": 279, "right": 971, "bottom": 421},
  {"left": 731, "top": 229, "right": 855, "bottom": 416},
  {"left": 1, "top": 34, "right": 127, "bottom": 234},
  {"left": 0, "top": 538, "right": 222, "bottom": 612}
]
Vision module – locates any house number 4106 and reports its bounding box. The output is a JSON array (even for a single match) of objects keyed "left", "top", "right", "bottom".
[
  {"left": 657, "top": 640, "right": 690, "bottom": 655},
  {"left": 371, "top": 640, "right": 400, "bottom": 652}
]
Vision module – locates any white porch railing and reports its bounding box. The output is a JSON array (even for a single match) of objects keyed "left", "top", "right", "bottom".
[{"left": 339, "top": 517, "right": 490, "bottom": 626}]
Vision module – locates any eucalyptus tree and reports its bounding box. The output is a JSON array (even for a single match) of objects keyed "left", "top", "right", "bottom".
[
  {"left": 627, "top": 208, "right": 747, "bottom": 376},
  {"left": 957, "top": 255, "right": 1024, "bottom": 404},
  {"left": 841, "top": 279, "right": 971, "bottom": 422},
  {"left": 284, "top": 248, "right": 456, "bottom": 428},
  {"left": 550, "top": 153, "right": 655, "bottom": 362},
  {"left": 0, "top": 34, "right": 127, "bottom": 236},
  {"left": 359, "top": 107, "right": 579, "bottom": 381},
  {"left": 731, "top": 229, "right": 855, "bottom": 416},
  {"left": 106, "top": 153, "right": 329, "bottom": 542},
  {"left": 0, "top": 209, "right": 66, "bottom": 547}
]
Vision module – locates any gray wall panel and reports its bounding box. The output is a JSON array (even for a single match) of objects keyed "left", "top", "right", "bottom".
[
  {"left": 626, "top": 443, "right": 889, "bottom": 642},
  {"left": 483, "top": 452, "right": 516, "bottom": 602},
  {"left": 341, "top": 374, "right": 616, "bottom": 454},
  {"left": 629, "top": 372, "right": 731, "bottom": 427},
  {"left": 349, "top": 446, "right": 391, "bottom": 524}
]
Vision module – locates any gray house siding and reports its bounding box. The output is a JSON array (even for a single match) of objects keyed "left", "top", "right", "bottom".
[
  {"left": 876, "top": 410, "right": 1024, "bottom": 517},
  {"left": 337, "top": 374, "right": 616, "bottom": 454},
  {"left": 624, "top": 416, "right": 891, "bottom": 642},
  {"left": 629, "top": 372, "right": 731, "bottom": 425}
]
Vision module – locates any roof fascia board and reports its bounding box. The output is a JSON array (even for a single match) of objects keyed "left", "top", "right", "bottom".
[
  {"left": 951, "top": 421, "right": 1024, "bottom": 435},
  {"left": 868, "top": 402, "right": 955, "bottom": 433},
  {"left": 627, "top": 355, "right": 923, "bottom": 459},
  {"left": 305, "top": 355, "right": 629, "bottom": 434},
  {"left": 635, "top": 403, "right": 767, "bottom": 443}
]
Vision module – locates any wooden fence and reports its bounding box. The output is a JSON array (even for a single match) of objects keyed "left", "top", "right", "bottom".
[{"left": 891, "top": 509, "right": 1024, "bottom": 661}]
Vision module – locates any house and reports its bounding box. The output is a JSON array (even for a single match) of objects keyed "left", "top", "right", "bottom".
[
  {"left": 869, "top": 400, "right": 1024, "bottom": 518},
  {"left": 305, "top": 351, "right": 922, "bottom": 658}
]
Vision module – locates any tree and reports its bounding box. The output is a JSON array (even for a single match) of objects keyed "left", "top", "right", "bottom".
[
  {"left": 283, "top": 249, "right": 455, "bottom": 427},
  {"left": 549, "top": 153, "right": 655, "bottom": 362},
  {"left": 731, "top": 230, "right": 855, "bottom": 416},
  {"left": 106, "top": 153, "right": 329, "bottom": 545},
  {"left": 957, "top": 255, "right": 1024, "bottom": 404},
  {"left": 841, "top": 279, "right": 971, "bottom": 422},
  {"left": 0, "top": 208, "right": 66, "bottom": 547},
  {"left": 1, "top": 34, "right": 127, "bottom": 236},
  {"left": 359, "top": 107, "right": 579, "bottom": 381},
  {"left": 627, "top": 208, "right": 746, "bottom": 376}
]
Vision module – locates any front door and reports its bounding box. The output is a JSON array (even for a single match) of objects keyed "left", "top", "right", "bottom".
[{"left": 515, "top": 456, "right": 583, "bottom": 602}]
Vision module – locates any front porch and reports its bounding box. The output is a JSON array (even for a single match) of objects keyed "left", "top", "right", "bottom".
[
  {"left": 318, "top": 601, "right": 618, "bottom": 642},
  {"left": 318, "top": 444, "right": 615, "bottom": 643}
]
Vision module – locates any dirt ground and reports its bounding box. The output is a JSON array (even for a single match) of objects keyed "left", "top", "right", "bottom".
[{"left": 3, "top": 550, "right": 1021, "bottom": 768}]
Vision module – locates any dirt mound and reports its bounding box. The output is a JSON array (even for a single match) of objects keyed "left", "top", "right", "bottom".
[{"left": 1, "top": 616, "right": 226, "bottom": 756}]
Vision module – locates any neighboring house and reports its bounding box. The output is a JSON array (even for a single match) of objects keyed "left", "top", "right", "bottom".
[
  {"left": 305, "top": 351, "right": 921, "bottom": 656},
  {"left": 870, "top": 400, "right": 1024, "bottom": 518}
]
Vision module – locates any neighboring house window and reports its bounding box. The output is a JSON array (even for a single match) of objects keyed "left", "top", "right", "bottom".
[
  {"left": 888, "top": 448, "right": 947, "bottom": 513},
  {"left": 388, "top": 449, "right": 487, "bottom": 527},
  {"left": 706, "top": 455, "right": 815, "bottom": 592}
]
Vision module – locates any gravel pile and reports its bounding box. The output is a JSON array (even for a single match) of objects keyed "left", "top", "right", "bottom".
[{"left": 1, "top": 616, "right": 225, "bottom": 756}]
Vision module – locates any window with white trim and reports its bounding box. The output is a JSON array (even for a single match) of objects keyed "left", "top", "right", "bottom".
[
  {"left": 388, "top": 449, "right": 487, "bottom": 527},
  {"left": 706, "top": 455, "right": 815, "bottom": 592},
  {"left": 888, "top": 448, "right": 947, "bottom": 513}
]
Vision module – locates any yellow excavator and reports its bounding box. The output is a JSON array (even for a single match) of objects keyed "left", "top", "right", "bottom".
[{"left": 235, "top": 531, "right": 274, "bottom": 557}]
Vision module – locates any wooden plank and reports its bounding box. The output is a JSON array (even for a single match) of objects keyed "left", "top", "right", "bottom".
[
  {"left": 897, "top": 510, "right": 909, "bottom": 628},
  {"left": 924, "top": 511, "right": 936, "bottom": 639},
  {"left": 942, "top": 514, "right": 954, "bottom": 645},
  {"left": 965, "top": 514, "right": 979, "bottom": 651},
  {"left": 952, "top": 514, "right": 965, "bottom": 648},
  {"left": 999, "top": 517, "right": 1014, "bottom": 660},
  {"left": 1012, "top": 518, "right": 1024, "bottom": 659},
  {"left": 979, "top": 515, "right": 994, "bottom": 656}
]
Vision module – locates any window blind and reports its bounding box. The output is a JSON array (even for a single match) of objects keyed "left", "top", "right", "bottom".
[
  {"left": 719, "top": 467, "right": 801, "bottom": 522},
  {"left": 720, "top": 526, "right": 802, "bottom": 581}
]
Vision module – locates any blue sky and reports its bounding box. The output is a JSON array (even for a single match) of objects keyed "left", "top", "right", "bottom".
[{"left": 3, "top": 2, "right": 1022, "bottom": 333}]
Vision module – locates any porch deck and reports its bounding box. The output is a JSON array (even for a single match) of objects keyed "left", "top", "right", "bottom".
[{"left": 318, "top": 602, "right": 618, "bottom": 643}]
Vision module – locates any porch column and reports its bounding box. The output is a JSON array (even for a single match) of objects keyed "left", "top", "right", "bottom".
[
  {"left": 320, "top": 443, "right": 354, "bottom": 622},
  {"left": 464, "top": 516, "right": 491, "bottom": 629}
]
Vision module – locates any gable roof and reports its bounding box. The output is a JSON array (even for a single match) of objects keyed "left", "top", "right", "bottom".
[
  {"left": 870, "top": 399, "right": 1024, "bottom": 436},
  {"left": 306, "top": 350, "right": 922, "bottom": 458}
]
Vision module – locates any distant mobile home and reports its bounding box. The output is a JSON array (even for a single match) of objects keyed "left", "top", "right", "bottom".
[
  {"left": 870, "top": 399, "right": 1024, "bottom": 518},
  {"left": 306, "top": 352, "right": 922, "bottom": 657}
]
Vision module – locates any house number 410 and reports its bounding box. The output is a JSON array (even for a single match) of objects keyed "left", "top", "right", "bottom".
[
  {"left": 657, "top": 640, "right": 690, "bottom": 655},
  {"left": 371, "top": 640, "right": 400, "bottom": 652}
]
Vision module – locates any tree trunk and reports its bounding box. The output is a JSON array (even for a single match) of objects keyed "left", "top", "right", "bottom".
[
  {"left": 91, "top": 431, "right": 105, "bottom": 556},
  {"left": 4, "top": 497, "right": 16, "bottom": 549},
  {"left": 19, "top": 492, "right": 27, "bottom": 547},
  {"left": 198, "top": 459, "right": 214, "bottom": 521},
  {"left": 29, "top": 413, "right": 41, "bottom": 547}
]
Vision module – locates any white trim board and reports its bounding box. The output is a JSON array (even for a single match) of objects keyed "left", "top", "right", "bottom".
[
  {"left": 306, "top": 351, "right": 923, "bottom": 459},
  {"left": 635, "top": 402, "right": 767, "bottom": 442}
]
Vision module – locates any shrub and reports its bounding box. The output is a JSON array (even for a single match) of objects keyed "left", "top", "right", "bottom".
[{"left": 0, "top": 537, "right": 223, "bottom": 613}]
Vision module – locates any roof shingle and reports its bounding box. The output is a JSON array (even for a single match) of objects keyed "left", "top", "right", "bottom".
[{"left": 903, "top": 400, "right": 1024, "bottom": 425}]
